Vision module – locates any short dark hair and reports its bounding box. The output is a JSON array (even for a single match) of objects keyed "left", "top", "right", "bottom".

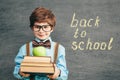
[{"left": 29, "top": 7, "right": 56, "bottom": 28}]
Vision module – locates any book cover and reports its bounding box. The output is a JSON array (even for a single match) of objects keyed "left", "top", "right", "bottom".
[
  {"left": 21, "top": 62, "right": 53, "bottom": 67},
  {"left": 21, "top": 66, "right": 54, "bottom": 75},
  {"left": 22, "top": 56, "right": 51, "bottom": 63}
]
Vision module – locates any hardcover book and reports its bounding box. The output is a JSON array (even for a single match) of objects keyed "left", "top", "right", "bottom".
[{"left": 20, "top": 56, "right": 54, "bottom": 75}]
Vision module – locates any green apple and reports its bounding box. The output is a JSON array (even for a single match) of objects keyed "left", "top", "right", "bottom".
[{"left": 33, "top": 46, "right": 46, "bottom": 56}]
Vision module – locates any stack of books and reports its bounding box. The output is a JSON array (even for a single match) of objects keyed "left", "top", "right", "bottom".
[{"left": 20, "top": 56, "right": 54, "bottom": 75}]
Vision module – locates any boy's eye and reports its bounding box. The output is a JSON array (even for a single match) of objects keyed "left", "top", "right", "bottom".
[
  {"left": 37, "top": 26, "right": 40, "bottom": 28},
  {"left": 35, "top": 25, "right": 42, "bottom": 29},
  {"left": 34, "top": 25, "right": 40, "bottom": 28},
  {"left": 43, "top": 25, "right": 49, "bottom": 28}
]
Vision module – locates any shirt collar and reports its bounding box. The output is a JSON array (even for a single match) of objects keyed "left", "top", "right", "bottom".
[{"left": 34, "top": 37, "right": 52, "bottom": 43}]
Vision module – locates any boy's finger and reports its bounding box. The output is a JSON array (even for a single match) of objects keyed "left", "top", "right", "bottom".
[
  {"left": 47, "top": 75, "right": 53, "bottom": 79},
  {"left": 24, "top": 73, "right": 30, "bottom": 77}
]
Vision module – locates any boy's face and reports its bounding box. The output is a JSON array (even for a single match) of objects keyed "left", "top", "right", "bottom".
[{"left": 32, "top": 22, "right": 53, "bottom": 40}]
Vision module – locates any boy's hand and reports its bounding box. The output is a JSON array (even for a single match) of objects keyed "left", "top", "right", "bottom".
[
  {"left": 47, "top": 64, "right": 61, "bottom": 79},
  {"left": 19, "top": 69, "right": 30, "bottom": 77}
]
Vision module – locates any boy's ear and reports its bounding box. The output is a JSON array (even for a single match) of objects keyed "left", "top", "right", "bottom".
[
  {"left": 51, "top": 29, "right": 53, "bottom": 32},
  {"left": 51, "top": 27, "right": 54, "bottom": 32}
]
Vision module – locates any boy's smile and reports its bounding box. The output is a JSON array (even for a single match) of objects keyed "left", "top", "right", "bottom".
[{"left": 32, "top": 22, "right": 53, "bottom": 40}]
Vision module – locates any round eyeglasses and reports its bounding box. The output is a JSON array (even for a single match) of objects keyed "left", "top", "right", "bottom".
[{"left": 33, "top": 25, "right": 52, "bottom": 32}]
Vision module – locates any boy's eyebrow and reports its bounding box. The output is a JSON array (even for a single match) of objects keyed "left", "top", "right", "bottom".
[{"left": 34, "top": 24, "right": 50, "bottom": 26}]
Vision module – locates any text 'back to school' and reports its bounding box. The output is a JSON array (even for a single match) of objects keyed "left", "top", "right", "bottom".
[{"left": 70, "top": 13, "right": 113, "bottom": 51}]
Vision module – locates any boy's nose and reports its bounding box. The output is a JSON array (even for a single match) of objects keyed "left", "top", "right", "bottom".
[{"left": 39, "top": 28, "right": 44, "bottom": 32}]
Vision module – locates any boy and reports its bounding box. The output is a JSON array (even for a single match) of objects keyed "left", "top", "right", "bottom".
[{"left": 13, "top": 7, "right": 68, "bottom": 80}]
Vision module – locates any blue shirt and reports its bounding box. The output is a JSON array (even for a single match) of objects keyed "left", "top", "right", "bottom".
[{"left": 13, "top": 37, "right": 68, "bottom": 80}]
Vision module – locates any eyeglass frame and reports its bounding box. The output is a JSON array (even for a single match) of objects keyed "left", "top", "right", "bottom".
[{"left": 33, "top": 24, "right": 53, "bottom": 32}]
